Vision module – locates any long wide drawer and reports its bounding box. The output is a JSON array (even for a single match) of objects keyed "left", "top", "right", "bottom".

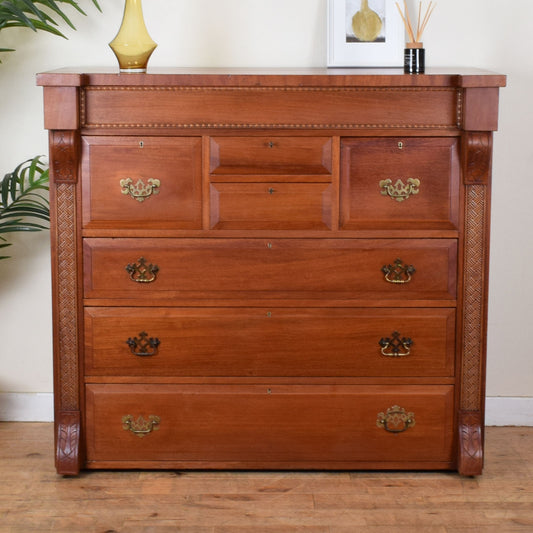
[
  {"left": 83, "top": 238, "right": 457, "bottom": 301},
  {"left": 85, "top": 384, "right": 455, "bottom": 467},
  {"left": 84, "top": 307, "right": 455, "bottom": 377}
]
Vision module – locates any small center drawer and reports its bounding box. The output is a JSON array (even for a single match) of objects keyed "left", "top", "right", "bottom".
[
  {"left": 84, "top": 307, "right": 455, "bottom": 377},
  {"left": 209, "top": 182, "right": 333, "bottom": 230},
  {"left": 83, "top": 238, "right": 457, "bottom": 302},
  {"left": 85, "top": 384, "right": 455, "bottom": 466},
  {"left": 210, "top": 137, "right": 332, "bottom": 177}
]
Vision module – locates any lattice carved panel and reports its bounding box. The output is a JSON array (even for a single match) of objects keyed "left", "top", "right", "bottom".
[{"left": 55, "top": 183, "right": 79, "bottom": 411}]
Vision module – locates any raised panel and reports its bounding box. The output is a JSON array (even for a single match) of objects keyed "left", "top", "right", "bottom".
[
  {"left": 81, "top": 136, "right": 202, "bottom": 229},
  {"left": 340, "top": 137, "right": 460, "bottom": 230}
]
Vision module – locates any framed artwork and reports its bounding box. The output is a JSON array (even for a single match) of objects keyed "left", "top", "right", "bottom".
[{"left": 327, "top": 0, "right": 404, "bottom": 67}]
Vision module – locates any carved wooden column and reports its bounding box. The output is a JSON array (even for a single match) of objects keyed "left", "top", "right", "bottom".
[
  {"left": 459, "top": 130, "right": 493, "bottom": 476},
  {"left": 42, "top": 84, "right": 83, "bottom": 475}
]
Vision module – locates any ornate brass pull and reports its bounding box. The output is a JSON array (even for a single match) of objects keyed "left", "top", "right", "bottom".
[
  {"left": 120, "top": 177, "right": 160, "bottom": 202},
  {"left": 126, "top": 331, "right": 160, "bottom": 357},
  {"left": 125, "top": 257, "right": 159, "bottom": 283},
  {"left": 379, "top": 178, "right": 420, "bottom": 202},
  {"left": 382, "top": 259, "right": 415, "bottom": 284},
  {"left": 379, "top": 331, "right": 413, "bottom": 357},
  {"left": 122, "top": 415, "right": 160, "bottom": 437},
  {"left": 377, "top": 406, "right": 416, "bottom": 433}
]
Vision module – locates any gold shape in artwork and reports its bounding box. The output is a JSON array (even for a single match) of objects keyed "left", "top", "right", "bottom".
[{"left": 352, "top": 0, "right": 383, "bottom": 42}]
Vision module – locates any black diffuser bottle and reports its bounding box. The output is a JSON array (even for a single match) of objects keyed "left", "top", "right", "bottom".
[{"left": 404, "top": 42, "right": 425, "bottom": 74}]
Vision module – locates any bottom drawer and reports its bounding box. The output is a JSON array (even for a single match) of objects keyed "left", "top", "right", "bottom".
[{"left": 85, "top": 384, "right": 455, "bottom": 468}]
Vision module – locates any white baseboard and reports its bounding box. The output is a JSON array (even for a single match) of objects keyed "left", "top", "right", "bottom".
[
  {"left": 0, "top": 393, "right": 532, "bottom": 425},
  {"left": 485, "top": 397, "right": 533, "bottom": 426},
  {"left": 0, "top": 392, "right": 54, "bottom": 422}
]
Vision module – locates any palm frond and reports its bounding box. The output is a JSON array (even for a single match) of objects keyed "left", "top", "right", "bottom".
[
  {"left": 0, "top": 156, "right": 50, "bottom": 259},
  {"left": 0, "top": 0, "right": 101, "bottom": 55}
]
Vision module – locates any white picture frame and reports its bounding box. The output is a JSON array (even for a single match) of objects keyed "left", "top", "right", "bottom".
[{"left": 327, "top": 0, "right": 404, "bottom": 67}]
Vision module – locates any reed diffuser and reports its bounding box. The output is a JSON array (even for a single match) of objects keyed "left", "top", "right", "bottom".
[{"left": 396, "top": 1, "right": 436, "bottom": 74}]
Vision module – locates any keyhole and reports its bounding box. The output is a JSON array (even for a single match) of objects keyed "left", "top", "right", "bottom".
[
  {"left": 139, "top": 141, "right": 144, "bottom": 148},
  {"left": 268, "top": 187, "right": 275, "bottom": 195},
  {"left": 268, "top": 141, "right": 275, "bottom": 148},
  {"left": 398, "top": 141, "right": 403, "bottom": 150}
]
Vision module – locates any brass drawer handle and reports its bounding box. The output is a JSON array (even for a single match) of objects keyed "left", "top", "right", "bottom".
[
  {"left": 122, "top": 415, "right": 160, "bottom": 437},
  {"left": 125, "top": 257, "right": 159, "bottom": 283},
  {"left": 377, "top": 406, "right": 416, "bottom": 433},
  {"left": 120, "top": 177, "right": 160, "bottom": 202},
  {"left": 379, "top": 178, "right": 420, "bottom": 202},
  {"left": 126, "top": 331, "right": 160, "bottom": 357},
  {"left": 379, "top": 331, "right": 413, "bottom": 357},
  {"left": 382, "top": 258, "right": 415, "bottom": 284}
]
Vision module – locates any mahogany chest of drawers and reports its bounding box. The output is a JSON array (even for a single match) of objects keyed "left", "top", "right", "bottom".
[{"left": 37, "top": 68, "right": 505, "bottom": 475}]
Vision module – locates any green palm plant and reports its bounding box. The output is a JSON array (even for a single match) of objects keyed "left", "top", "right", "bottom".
[
  {"left": 0, "top": 0, "right": 101, "bottom": 57},
  {"left": 0, "top": 156, "right": 50, "bottom": 259},
  {"left": 1, "top": 0, "right": 101, "bottom": 258}
]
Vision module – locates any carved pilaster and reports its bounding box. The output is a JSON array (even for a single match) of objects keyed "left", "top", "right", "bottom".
[
  {"left": 459, "top": 132, "right": 492, "bottom": 476},
  {"left": 462, "top": 132, "right": 492, "bottom": 185},
  {"left": 56, "top": 411, "right": 81, "bottom": 475},
  {"left": 50, "top": 130, "right": 79, "bottom": 184},
  {"left": 50, "top": 130, "right": 81, "bottom": 474},
  {"left": 458, "top": 411, "right": 483, "bottom": 476}
]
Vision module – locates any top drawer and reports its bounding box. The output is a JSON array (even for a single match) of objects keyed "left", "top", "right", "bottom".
[
  {"left": 209, "top": 137, "right": 332, "bottom": 179},
  {"left": 81, "top": 136, "right": 202, "bottom": 229},
  {"left": 340, "top": 137, "right": 460, "bottom": 230}
]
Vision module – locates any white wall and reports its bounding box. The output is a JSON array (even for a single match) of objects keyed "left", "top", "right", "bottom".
[{"left": 0, "top": 0, "right": 531, "bottom": 421}]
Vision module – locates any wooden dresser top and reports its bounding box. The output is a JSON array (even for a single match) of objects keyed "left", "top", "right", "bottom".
[{"left": 37, "top": 67, "right": 506, "bottom": 89}]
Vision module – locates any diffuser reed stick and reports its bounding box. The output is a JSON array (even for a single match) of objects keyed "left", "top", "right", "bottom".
[{"left": 396, "top": 1, "right": 436, "bottom": 44}]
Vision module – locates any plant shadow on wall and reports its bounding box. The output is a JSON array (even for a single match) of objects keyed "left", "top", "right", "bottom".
[{"left": 0, "top": 0, "right": 101, "bottom": 259}]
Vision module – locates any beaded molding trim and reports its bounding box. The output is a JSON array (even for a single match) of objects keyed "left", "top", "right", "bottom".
[{"left": 81, "top": 86, "right": 462, "bottom": 130}]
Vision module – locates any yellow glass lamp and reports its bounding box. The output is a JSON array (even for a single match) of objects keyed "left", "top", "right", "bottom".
[{"left": 109, "top": 0, "right": 157, "bottom": 72}]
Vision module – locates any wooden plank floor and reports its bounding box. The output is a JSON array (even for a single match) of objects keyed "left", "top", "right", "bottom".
[{"left": 0, "top": 424, "right": 532, "bottom": 532}]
